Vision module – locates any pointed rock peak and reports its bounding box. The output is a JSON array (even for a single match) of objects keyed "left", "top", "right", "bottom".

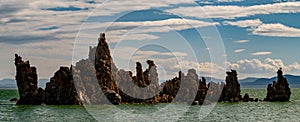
[
  {"left": 146, "top": 60, "right": 155, "bottom": 67},
  {"left": 277, "top": 68, "right": 283, "bottom": 78}
]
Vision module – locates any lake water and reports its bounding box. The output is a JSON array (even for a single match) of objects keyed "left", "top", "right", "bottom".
[{"left": 1, "top": 89, "right": 300, "bottom": 121}]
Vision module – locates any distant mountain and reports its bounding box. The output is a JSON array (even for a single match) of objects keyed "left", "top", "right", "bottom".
[
  {"left": 240, "top": 75, "right": 300, "bottom": 88},
  {"left": 205, "top": 77, "right": 223, "bottom": 83},
  {"left": 0, "top": 78, "right": 48, "bottom": 89},
  {"left": 2, "top": 75, "right": 299, "bottom": 89}
]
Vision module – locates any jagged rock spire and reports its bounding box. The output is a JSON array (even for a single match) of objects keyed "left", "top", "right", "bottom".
[
  {"left": 264, "top": 68, "right": 291, "bottom": 102},
  {"left": 14, "top": 54, "right": 45, "bottom": 105}
]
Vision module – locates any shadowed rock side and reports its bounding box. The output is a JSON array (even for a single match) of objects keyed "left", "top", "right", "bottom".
[
  {"left": 264, "top": 69, "right": 291, "bottom": 102},
  {"left": 221, "top": 70, "right": 242, "bottom": 102},
  {"left": 45, "top": 67, "right": 82, "bottom": 105}
]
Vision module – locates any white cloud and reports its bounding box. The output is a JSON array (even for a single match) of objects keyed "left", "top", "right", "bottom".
[
  {"left": 227, "top": 58, "right": 300, "bottom": 78},
  {"left": 251, "top": 51, "right": 272, "bottom": 56},
  {"left": 2, "top": 0, "right": 300, "bottom": 81},
  {"left": 0, "top": 0, "right": 218, "bottom": 79},
  {"left": 0, "top": 41, "right": 74, "bottom": 79},
  {"left": 167, "top": 2, "right": 300, "bottom": 19},
  {"left": 224, "top": 19, "right": 300, "bottom": 37},
  {"left": 78, "top": 18, "right": 220, "bottom": 43},
  {"left": 235, "top": 40, "right": 249, "bottom": 43},
  {"left": 234, "top": 49, "right": 246, "bottom": 53},
  {"left": 223, "top": 19, "right": 262, "bottom": 28},
  {"left": 252, "top": 23, "right": 300, "bottom": 37},
  {"left": 217, "top": 0, "right": 244, "bottom": 2},
  {"left": 95, "top": 0, "right": 196, "bottom": 16}
]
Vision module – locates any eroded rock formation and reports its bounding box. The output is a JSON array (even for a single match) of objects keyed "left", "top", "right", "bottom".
[
  {"left": 14, "top": 54, "right": 45, "bottom": 105},
  {"left": 14, "top": 33, "right": 276, "bottom": 105},
  {"left": 15, "top": 55, "right": 81, "bottom": 105},
  {"left": 264, "top": 69, "right": 291, "bottom": 102},
  {"left": 45, "top": 67, "right": 82, "bottom": 105},
  {"left": 220, "top": 70, "right": 242, "bottom": 102},
  {"left": 95, "top": 33, "right": 118, "bottom": 92}
]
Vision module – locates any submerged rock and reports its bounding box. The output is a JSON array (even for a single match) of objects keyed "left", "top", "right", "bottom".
[
  {"left": 264, "top": 68, "right": 291, "bottom": 102},
  {"left": 9, "top": 98, "right": 18, "bottom": 102}
]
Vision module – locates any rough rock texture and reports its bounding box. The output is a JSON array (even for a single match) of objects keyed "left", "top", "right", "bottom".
[
  {"left": 72, "top": 59, "right": 105, "bottom": 104},
  {"left": 206, "top": 70, "right": 257, "bottom": 103},
  {"left": 14, "top": 54, "right": 45, "bottom": 105},
  {"left": 219, "top": 70, "right": 242, "bottom": 102},
  {"left": 159, "top": 69, "right": 202, "bottom": 104},
  {"left": 95, "top": 33, "right": 118, "bottom": 92},
  {"left": 45, "top": 67, "right": 82, "bottom": 105},
  {"left": 15, "top": 54, "right": 82, "bottom": 105},
  {"left": 206, "top": 81, "right": 224, "bottom": 103},
  {"left": 194, "top": 77, "right": 208, "bottom": 104},
  {"left": 14, "top": 33, "right": 265, "bottom": 105},
  {"left": 114, "top": 61, "right": 160, "bottom": 104},
  {"left": 264, "top": 69, "right": 291, "bottom": 102},
  {"left": 135, "top": 62, "right": 144, "bottom": 87}
]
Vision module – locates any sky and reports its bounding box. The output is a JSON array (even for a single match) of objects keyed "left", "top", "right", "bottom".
[{"left": 1, "top": 0, "right": 300, "bottom": 81}]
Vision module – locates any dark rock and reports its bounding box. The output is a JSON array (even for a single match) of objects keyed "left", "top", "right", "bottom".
[
  {"left": 95, "top": 33, "right": 118, "bottom": 92},
  {"left": 206, "top": 70, "right": 250, "bottom": 103},
  {"left": 45, "top": 67, "right": 82, "bottom": 105},
  {"left": 104, "top": 90, "right": 121, "bottom": 105},
  {"left": 194, "top": 77, "right": 208, "bottom": 105},
  {"left": 264, "top": 68, "right": 291, "bottom": 102},
  {"left": 192, "top": 101, "right": 199, "bottom": 105},
  {"left": 135, "top": 62, "right": 144, "bottom": 87},
  {"left": 220, "top": 70, "right": 242, "bottom": 102},
  {"left": 243, "top": 93, "right": 250, "bottom": 102},
  {"left": 9, "top": 98, "right": 18, "bottom": 102},
  {"left": 14, "top": 54, "right": 45, "bottom": 105}
]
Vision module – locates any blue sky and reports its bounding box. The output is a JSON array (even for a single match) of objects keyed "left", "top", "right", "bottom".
[{"left": 1, "top": 0, "right": 300, "bottom": 80}]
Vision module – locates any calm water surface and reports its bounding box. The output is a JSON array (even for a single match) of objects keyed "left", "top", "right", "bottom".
[{"left": 1, "top": 89, "right": 300, "bottom": 121}]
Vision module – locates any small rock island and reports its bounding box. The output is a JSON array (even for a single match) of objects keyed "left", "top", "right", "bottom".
[
  {"left": 13, "top": 33, "right": 291, "bottom": 105},
  {"left": 264, "top": 68, "right": 291, "bottom": 102}
]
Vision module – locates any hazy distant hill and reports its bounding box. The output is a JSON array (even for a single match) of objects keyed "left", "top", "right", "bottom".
[
  {"left": 0, "top": 79, "right": 48, "bottom": 89},
  {"left": 240, "top": 75, "right": 300, "bottom": 88},
  {"left": 204, "top": 75, "right": 300, "bottom": 88}
]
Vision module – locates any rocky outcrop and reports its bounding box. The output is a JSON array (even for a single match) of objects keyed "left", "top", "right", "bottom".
[
  {"left": 15, "top": 54, "right": 82, "bottom": 105},
  {"left": 114, "top": 60, "right": 160, "bottom": 104},
  {"left": 264, "top": 69, "right": 291, "bottom": 102},
  {"left": 45, "top": 67, "right": 82, "bottom": 105},
  {"left": 95, "top": 33, "right": 118, "bottom": 92},
  {"left": 14, "top": 33, "right": 279, "bottom": 105},
  {"left": 220, "top": 70, "right": 242, "bottom": 102},
  {"left": 206, "top": 70, "right": 257, "bottom": 103},
  {"left": 14, "top": 54, "right": 45, "bottom": 105}
]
